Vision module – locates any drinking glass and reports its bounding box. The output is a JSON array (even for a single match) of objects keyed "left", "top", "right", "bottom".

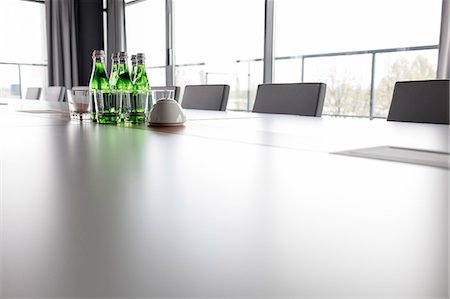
[
  {"left": 152, "top": 89, "right": 175, "bottom": 102},
  {"left": 123, "top": 91, "right": 151, "bottom": 123},
  {"left": 95, "top": 90, "right": 121, "bottom": 124},
  {"left": 67, "top": 87, "right": 91, "bottom": 121}
]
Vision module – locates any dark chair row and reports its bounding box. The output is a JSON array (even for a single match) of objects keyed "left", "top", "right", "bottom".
[
  {"left": 27, "top": 80, "right": 449, "bottom": 124},
  {"left": 179, "top": 80, "right": 449, "bottom": 124},
  {"left": 179, "top": 83, "right": 326, "bottom": 117},
  {"left": 25, "top": 86, "right": 66, "bottom": 102}
]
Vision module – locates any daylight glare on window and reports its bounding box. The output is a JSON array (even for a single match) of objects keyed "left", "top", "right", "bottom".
[
  {"left": 274, "top": 0, "right": 442, "bottom": 117},
  {"left": 0, "top": 0, "right": 47, "bottom": 98}
]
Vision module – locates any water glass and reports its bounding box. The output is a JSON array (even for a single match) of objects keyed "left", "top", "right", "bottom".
[
  {"left": 152, "top": 89, "right": 175, "bottom": 102},
  {"left": 94, "top": 91, "right": 121, "bottom": 124},
  {"left": 123, "top": 91, "right": 152, "bottom": 123},
  {"left": 67, "top": 87, "right": 91, "bottom": 121}
]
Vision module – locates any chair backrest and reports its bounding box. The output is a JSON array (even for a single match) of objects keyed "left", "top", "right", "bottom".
[
  {"left": 152, "top": 86, "right": 181, "bottom": 102},
  {"left": 252, "top": 83, "right": 327, "bottom": 116},
  {"left": 46, "top": 86, "right": 66, "bottom": 102},
  {"left": 181, "top": 85, "right": 230, "bottom": 111},
  {"left": 25, "top": 87, "right": 42, "bottom": 100},
  {"left": 387, "top": 80, "right": 449, "bottom": 124}
]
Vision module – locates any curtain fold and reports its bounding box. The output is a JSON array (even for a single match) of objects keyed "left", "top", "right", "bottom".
[
  {"left": 46, "top": 0, "right": 79, "bottom": 89},
  {"left": 107, "top": 0, "right": 127, "bottom": 70},
  {"left": 437, "top": 0, "right": 450, "bottom": 79}
]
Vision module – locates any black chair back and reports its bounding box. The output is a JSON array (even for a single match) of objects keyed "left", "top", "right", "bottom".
[
  {"left": 46, "top": 86, "right": 66, "bottom": 102},
  {"left": 25, "top": 87, "right": 42, "bottom": 100},
  {"left": 387, "top": 80, "right": 449, "bottom": 124},
  {"left": 252, "top": 83, "right": 326, "bottom": 116},
  {"left": 181, "top": 85, "right": 230, "bottom": 111}
]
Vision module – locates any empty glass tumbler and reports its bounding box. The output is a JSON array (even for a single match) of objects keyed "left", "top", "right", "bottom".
[{"left": 67, "top": 87, "right": 91, "bottom": 121}]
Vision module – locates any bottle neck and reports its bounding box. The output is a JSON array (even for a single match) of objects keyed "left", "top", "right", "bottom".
[
  {"left": 133, "top": 64, "right": 149, "bottom": 91},
  {"left": 89, "top": 58, "right": 110, "bottom": 91},
  {"left": 92, "top": 57, "right": 106, "bottom": 72},
  {"left": 93, "top": 62, "right": 106, "bottom": 75},
  {"left": 118, "top": 59, "right": 129, "bottom": 70},
  {"left": 136, "top": 64, "right": 147, "bottom": 73},
  {"left": 94, "top": 56, "right": 105, "bottom": 63}
]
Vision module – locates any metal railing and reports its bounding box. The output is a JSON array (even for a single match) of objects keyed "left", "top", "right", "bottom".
[
  {"left": 2, "top": 45, "right": 437, "bottom": 117},
  {"left": 147, "top": 45, "right": 438, "bottom": 117},
  {"left": 237, "top": 45, "right": 439, "bottom": 118},
  {"left": 147, "top": 62, "right": 205, "bottom": 71}
]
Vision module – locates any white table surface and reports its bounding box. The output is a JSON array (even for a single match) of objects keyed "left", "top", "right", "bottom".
[{"left": 0, "top": 98, "right": 448, "bottom": 298}]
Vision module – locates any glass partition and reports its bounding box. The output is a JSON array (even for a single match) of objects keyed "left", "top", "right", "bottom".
[
  {"left": 0, "top": 0, "right": 47, "bottom": 98},
  {"left": 274, "top": 0, "right": 442, "bottom": 118},
  {"left": 126, "top": 0, "right": 166, "bottom": 86},
  {"left": 373, "top": 49, "right": 438, "bottom": 117},
  {"left": 173, "top": 0, "right": 264, "bottom": 110}
]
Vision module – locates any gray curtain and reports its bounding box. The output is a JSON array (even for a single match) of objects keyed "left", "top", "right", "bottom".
[
  {"left": 46, "top": 0, "right": 105, "bottom": 89},
  {"left": 107, "top": 0, "right": 127, "bottom": 69},
  {"left": 46, "top": 0, "right": 79, "bottom": 89},
  {"left": 437, "top": 0, "right": 450, "bottom": 79}
]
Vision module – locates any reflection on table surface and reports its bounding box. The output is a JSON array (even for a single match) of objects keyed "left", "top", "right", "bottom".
[{"left": 0, "top": 97, "right": 448, "bottom": 298}]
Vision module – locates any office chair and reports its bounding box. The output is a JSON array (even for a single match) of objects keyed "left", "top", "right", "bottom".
[
  {"left": 387, "top": 80, "right": 449, "bottom": 124},
  {"left": 181, "top": 85, "right": 230, "bottom": 111},
  {"left": 252, "top": 83, "right": 327, "bottom": 116},
  {"left": 46, "top": 86, "right": 66, "bottom": 102},
  {"left": 25, "top": 87, "right": 42, "bottom": 100},
  {"left": 152, "top": 86, "right": 181, "bottom": 102}
]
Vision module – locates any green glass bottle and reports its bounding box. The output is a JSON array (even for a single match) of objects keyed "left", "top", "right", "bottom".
[
  {"left": 116, "top": 52, "right": 133, "bottom": 91},
  {"left": 88, "top": 50, "right": 110, "bottom": 122},
  {"left": 129, "top": 53, "right": 151, "bottom": 123},
  {"left": 130, "top": 54, "right": 137, "bottom": 83},
  {"left": 116, "top": 52, "right": 133, "bottom": 122},
  {"left": 133, "top": 53, "right": 150, "bottom": 92},
  {"left": 109, "top": 53, "right": 119, "bottom": 90}
]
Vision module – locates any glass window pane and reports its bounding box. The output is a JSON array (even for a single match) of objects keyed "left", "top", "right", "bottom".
[
  {"left": 0, "top": 0, "right": 47, "bottom": 64},
  {"left": 0, "top": 65, "right": 20, "bottom": 98},
  {"left": 304, "top": 55, "right": 372, "bottom": 117},
  {"left": 274, "top": 0, "right": 442, "bottom": 117},
  {"left": 174, "top": 0, "right": 264, "bottom": 111},
  {"left": 147, "top": 67, "right": 166, "bottom": 86},
  {"left": 126, "top": 0, "right": 166, "bottom": 85},
  {"left": 373, "top": 49, "right": 438, "bottom": 118},
  {"left": 20, "top": 65, "right": 48, "bottom": 99},
  {"left": 236, "top": 60, "right": 263, "bottom": 111},
  {"left": 0, "top": 0, "right": 47, "bottom": 99},
  {"left": 275, "top": 58, "right": 303, "bottom": 83}
]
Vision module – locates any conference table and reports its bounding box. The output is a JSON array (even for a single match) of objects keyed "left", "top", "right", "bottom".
[{"left": 0, "top": 98, "right": 448, "bottom": 298}]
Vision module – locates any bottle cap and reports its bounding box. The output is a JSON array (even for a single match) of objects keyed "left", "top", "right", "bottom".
[
  {"left": 92, "top": 50, "right": 105, "bottom": 58},
  {"left": 118, "top": 51, "right": 128, "bottom": 59},
  {"left": 111, "top": 53, "right": 118, "bottom": 60},
  {"left": 136, "top": 53, "right": 146, "bottom": 64},
  {"left": 131, "top": 54, "right": 137, "bottom": 63}
]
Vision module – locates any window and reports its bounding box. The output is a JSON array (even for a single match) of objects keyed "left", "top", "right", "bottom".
[
  {"left": 173, "top": 0, "right": 265, "bottom": 110},
  {"left": 125, "top": 0, "right": 444, "bottom": 115},
  {"left": 126, "top": 0, "right": 166, "bottom": 86},
  {"left": 274, "top": 0, "right": 442, "bottom": 117},
  {"left": 0, "top": 0, "right": 47, "bottom": 98}
]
